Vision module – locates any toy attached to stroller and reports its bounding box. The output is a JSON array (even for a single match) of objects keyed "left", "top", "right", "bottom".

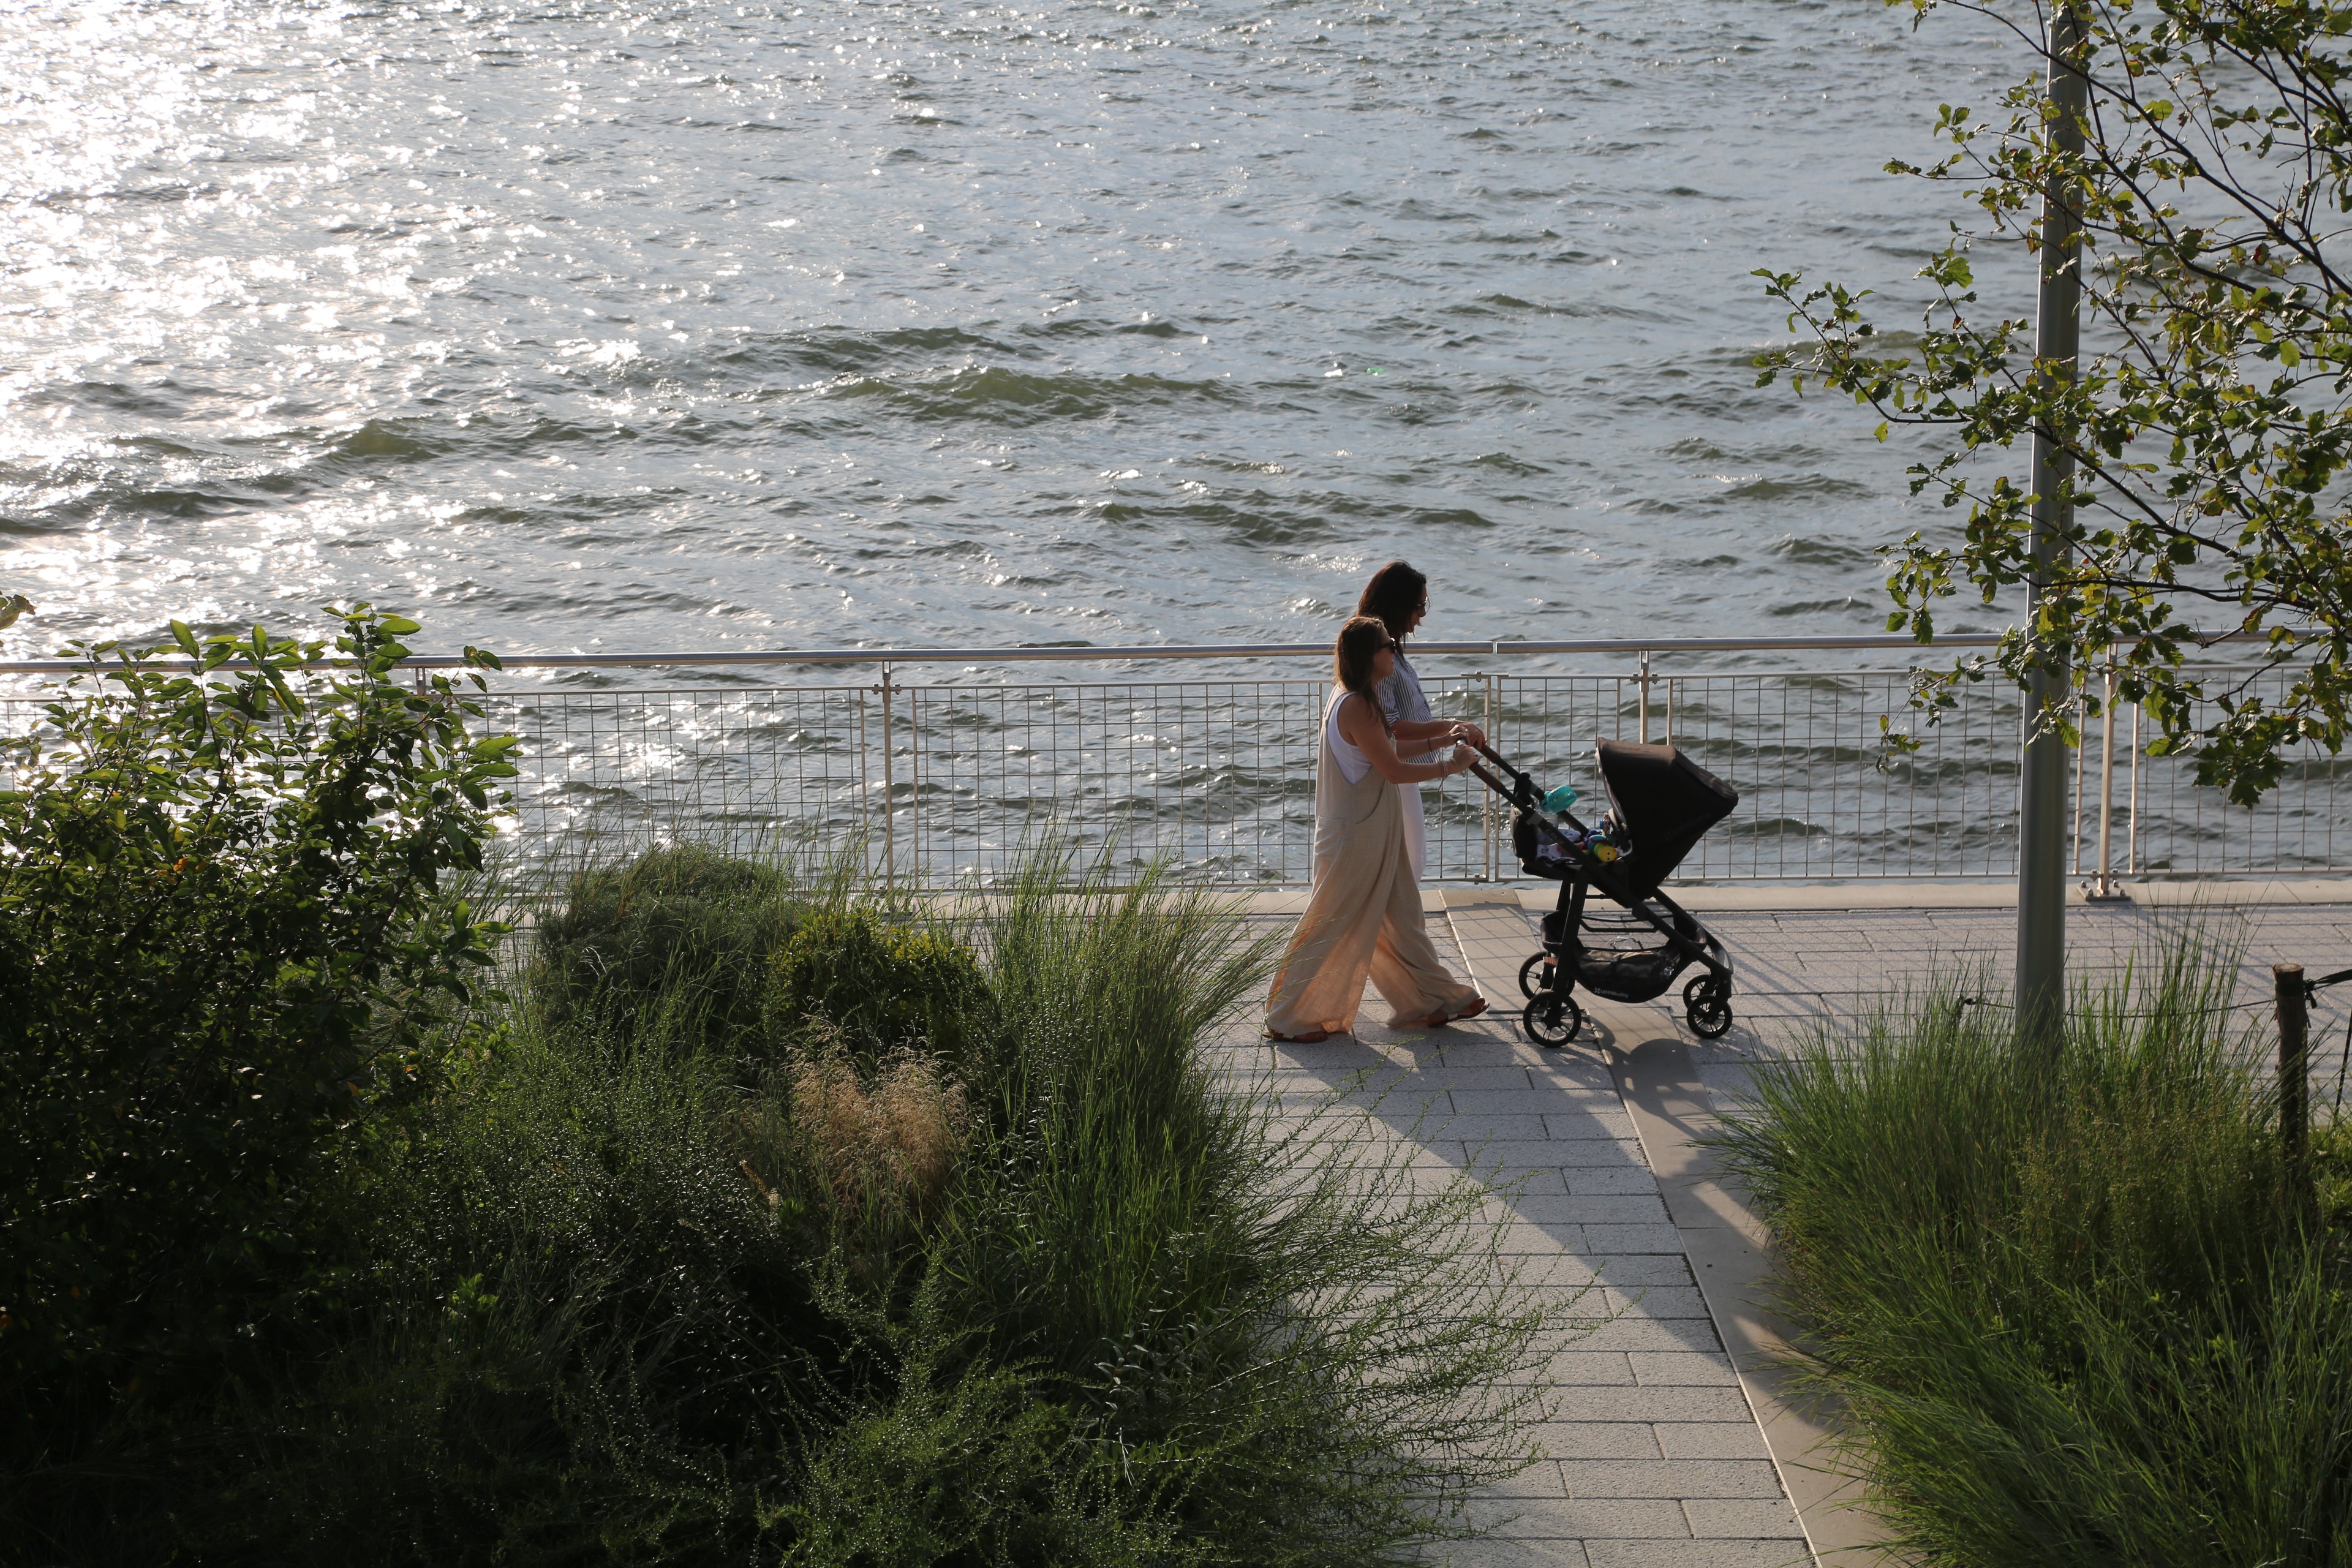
[{"left": 1463, "top": 739, "right": 1740, "bottom": 1047}]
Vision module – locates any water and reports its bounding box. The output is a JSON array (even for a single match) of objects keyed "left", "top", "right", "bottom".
[{"left": 0, "top": 0, "right": 2032, "bottom": 668}]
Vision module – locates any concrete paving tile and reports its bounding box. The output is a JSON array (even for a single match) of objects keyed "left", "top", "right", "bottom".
[
  {"left": 1401, "top": 1066, "right": 1542, "bottom": 1090},
  {"left": 1452, "top": 1113, "right": 1558, "bottom": 1142},
  {"left": 1494, "top": 1221, "right": 1588, "bottom": 1254},
  {"left": 1464, "top": 1496, "right": 1691, "bottom": 1539},
  {"left": 1683, "top": 1499, "right": 1814, "bottom": 1539},
  {"left": 1654, "top": 1422, "right": 1779, "bottom": 1460},
  {"left": 1544, "top": 1351, "right": 1637, "bottom": 1385},
  {"left": 1578, "top": 1253, "right": 1705, "bottom": 1288},
  {"left": 1586, "top": 1541, "right": 1811, "bottom": 1568},
  {"left": 1600, "top": 1285, "right": 1711, "bottom": 1319},
  {"left": 1390, "top": 1140, "right": 1493, "bottom": 1170},
  {"left": 1427, "top": 1538, "right": 1593, "bottom": 1568},
  {"left": 1482, "top": 1166, "right": 1571, "bottom": 1197},
  {"left": 1474, "top": 1139, "right": 1653, "bottom": 1169},
  {"left": 1411, "top": 1040, "right": 1542, "bottom": 1068},
  {"left": 1562, "top": 1384, "right": 1759, "bottom": 1424},
  {"left": 1564, "top": 1165, "right": 1672, "bottom": 1194},
  {"left": 1529, "top": 1420, "right": 1665, "bottom": 1460},
  {"left": 1526, "top": 1058, "right": 1623, "bottom": 1088},
  {"left": 1562, "top": 1460, "right": 1784, "bottom": 1500},
  {"left": 1449, "top": 1088, "right": 1624, "bottom": 1115},
  {"left": 1469, "top": 1460, "right": 1570, "bottom": 1499},
  {"left": 1507, "top": 1192, "right": 1651, "bottom": 1224},
  {"left": 1542, "top": 1106, "right": 1640, "bottom": 1134},
  {"left": 1529, "top": 1194, "right": 1672, "bottom": 1226},
  {"left": 1576, "top": 1223, "right": 1689, "bottom": 1254},
  {"left": 1571, "top": 1316, "right": 1725, "bottom": 1354},
  {"left": 1627, "top": 1350, "right": 1740, "bottom": 1385}
]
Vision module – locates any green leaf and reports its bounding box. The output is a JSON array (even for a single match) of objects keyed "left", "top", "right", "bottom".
[{"left": 171, "top": 620, "right": 200, "bottom": 657}]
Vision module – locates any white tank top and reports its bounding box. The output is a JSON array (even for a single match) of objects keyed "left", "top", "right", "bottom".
[{"left": 1324, "top": 688, "right": 1374, "bottom": 785}]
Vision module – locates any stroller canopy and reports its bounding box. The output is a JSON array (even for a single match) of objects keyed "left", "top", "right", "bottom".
[{"left": 1597, "top": 740, "right": 1738, "bottom": 898}]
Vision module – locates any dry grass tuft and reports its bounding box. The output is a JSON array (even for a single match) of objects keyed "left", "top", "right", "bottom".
[{"left": 788, "top": 1047, "right": 970, "bottom": 1229}]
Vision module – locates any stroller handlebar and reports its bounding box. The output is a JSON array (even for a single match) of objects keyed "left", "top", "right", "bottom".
[{"left": 1464, "top": 752, "right": 1588, "bottom": 849}]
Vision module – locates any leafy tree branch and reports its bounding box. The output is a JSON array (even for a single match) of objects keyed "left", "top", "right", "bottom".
[{"left": 1757, "top": 0, "right": 2352, "bottom": 803}]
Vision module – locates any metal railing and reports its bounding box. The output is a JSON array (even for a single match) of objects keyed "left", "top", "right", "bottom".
[{"left": 2, "top": 636, "right": 2343, "bottom": 888}]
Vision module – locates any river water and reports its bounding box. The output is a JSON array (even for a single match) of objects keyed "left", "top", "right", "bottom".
[{"left": 0, "top": 0, "right": 2030, "bottom": 668}]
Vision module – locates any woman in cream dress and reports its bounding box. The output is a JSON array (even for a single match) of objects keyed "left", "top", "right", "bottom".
[{"left": 1264, "top": 616, "right": 1489, "bottom": 1043}]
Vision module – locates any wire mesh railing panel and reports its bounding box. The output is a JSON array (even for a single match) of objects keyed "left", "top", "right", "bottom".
[
  {"left": 483, "top": 685, "right": 879, "bottom": 876},
  {"left": 895, "top": 679, "right": 1317, "bottom": 885},
  {"left": 0, "top": 693, "right": 45, "bottom": 793},
  {"left": 888, "top": 679, "right": 1495, "bottom": 886},
  {"left": 2109, "top": 665, "right": 2352, "bottom": 876},
  {"left": 1489, "top": 671, "right": 2024, "bottom": 881}
]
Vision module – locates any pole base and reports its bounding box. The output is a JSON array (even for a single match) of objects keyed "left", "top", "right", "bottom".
[{"left": 2080, "top": 879, "right": 2133, "bottom": 903}]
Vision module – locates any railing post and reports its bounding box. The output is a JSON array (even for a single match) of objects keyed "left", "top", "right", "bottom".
[
  {"left": 2072, "top": 685, "right": 2087, "bottom": 877},
  {"left": 1484, "top": 671, "right": 1500, "bottom": 883},
  {"left": 2087, "top": 663, "right": 2125, "bottom": 900},
  {"left": 2127, "top": 698, "right": 2141, "bottom": 875},
  {"left": 878, "top": 663, "right": 896, "bottom": 891},
  {"left": 1637, "top": 648, "right": 1653, "bottom": 745}
]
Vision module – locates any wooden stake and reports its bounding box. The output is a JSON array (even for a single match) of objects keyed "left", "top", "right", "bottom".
[{"left": 2277, "top": 963, "right": 2310, "bottom": 1199}]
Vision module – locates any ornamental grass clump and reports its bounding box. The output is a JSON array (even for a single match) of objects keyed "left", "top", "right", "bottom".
[
  {"left": 938, "top": 846, "right": 1557, "bottom": 1561},
  {"left": 786, "top": 1048, "right": 970, "bottom": 1226},
  {"left": 1717, "top": 928, "right": 2352, "bottom": 1568}
]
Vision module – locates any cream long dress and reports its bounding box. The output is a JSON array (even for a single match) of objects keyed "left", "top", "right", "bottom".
[{"left": 1264, "top": 689, "right": 1482, "bottom": 1037}]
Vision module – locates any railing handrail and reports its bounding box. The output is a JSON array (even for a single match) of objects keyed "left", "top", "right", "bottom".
[{"left": 0, "top": 629, "right": 2272, "bottom": 677}]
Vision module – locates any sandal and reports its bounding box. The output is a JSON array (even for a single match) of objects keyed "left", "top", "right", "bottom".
[
  {"left": 1421, "top": 997, "right": 1490, "bottom": 1029},
  {"left": 1265, "top": 1028, "right": 1332, "bottom": 1044}
]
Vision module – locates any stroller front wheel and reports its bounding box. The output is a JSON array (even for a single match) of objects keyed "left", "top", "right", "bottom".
[
  {"left": 1521, "top": 992, "right": 1583, "bottom": 1049},
  {"left": 1517, "top": 951, "right": 1557, "bottom": 1000},
  {"left": 1683, "top": 973, "right": 1734, "bottom": 1039}
]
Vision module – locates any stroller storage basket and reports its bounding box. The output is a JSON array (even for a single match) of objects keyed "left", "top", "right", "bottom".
[{"left": 1539, "top": 910, "right": 1686, "bottom": 1004}]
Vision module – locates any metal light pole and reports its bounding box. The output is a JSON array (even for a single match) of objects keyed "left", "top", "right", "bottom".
[{"left": 2017, "top": 1, "right": 2087, "bottom": 1045}]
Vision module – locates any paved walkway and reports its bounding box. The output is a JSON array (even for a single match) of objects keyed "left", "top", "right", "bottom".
[{"left": 1213, "top": 881, "right": 2352, "bottom": 1568}]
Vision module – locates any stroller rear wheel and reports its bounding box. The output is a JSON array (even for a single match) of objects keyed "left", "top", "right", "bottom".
[
  {"left": 1517, "top": 951, "right": 1556, "bottom": 1000},
  {"left": 1683, "top": 973, "right": 1733, "bottom": 1039},
  {"left": 1521, "top": 992, "right": 1583, "bottom": 1049}
]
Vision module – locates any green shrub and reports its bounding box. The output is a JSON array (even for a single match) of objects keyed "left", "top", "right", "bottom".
[
  {"left": 768, "top": 906, "right": 995, "bottom": 1076},
  {"left": 530, "top": 842, "right": 807, "bottom": 1052},
  {"left": 1717, "top": 934, "right": 2352, "bottom": 1567},
  {"left": 0, "top": 609, "right": 514, "bottom": 1542}
]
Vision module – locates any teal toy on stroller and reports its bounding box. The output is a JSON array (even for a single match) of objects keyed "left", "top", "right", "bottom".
[{"left": 1463, "top": 739, "right": 1740, "bottom": 1047}]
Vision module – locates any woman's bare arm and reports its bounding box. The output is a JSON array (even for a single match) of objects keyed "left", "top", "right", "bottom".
[
  {"left": 1394, "top": 716, "right": 1485, "bottom": 748},
  {"left": 1340, "top": 694, "right": 1471, "bottom": 784}
]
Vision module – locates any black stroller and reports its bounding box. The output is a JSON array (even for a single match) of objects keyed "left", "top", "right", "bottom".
[{"left": 1465, "top": 739, "right": 1740, "bottom": 1047}]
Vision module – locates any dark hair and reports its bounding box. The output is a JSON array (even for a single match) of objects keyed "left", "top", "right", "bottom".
[
  {"left": 1333, "top": 616, "right": 1394, "bottom": 733},
  {"left": 1357, "top": 560, "right": 1428, "bottom": 644}
]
